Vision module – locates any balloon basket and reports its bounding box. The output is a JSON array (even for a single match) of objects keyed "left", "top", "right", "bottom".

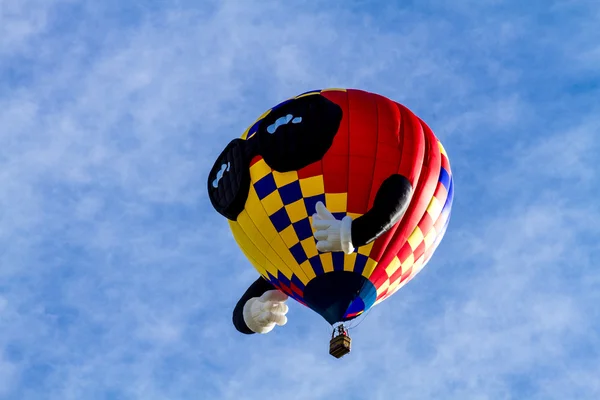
[{"left": 329, "top": 324, "right": 351, "bottom": 358}]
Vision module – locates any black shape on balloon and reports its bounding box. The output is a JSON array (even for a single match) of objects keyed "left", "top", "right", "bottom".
[{"left": 351, "top": 174, "right": 413, "bottom": 247}]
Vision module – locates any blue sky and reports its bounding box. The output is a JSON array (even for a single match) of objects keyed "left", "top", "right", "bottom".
[{"left": 1, "top": 0, "right": 599, "bottom": 399}]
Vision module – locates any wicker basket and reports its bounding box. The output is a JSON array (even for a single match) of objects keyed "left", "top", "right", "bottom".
[{"left": 329, "top": 333, "right": 352, "bottom": 358}]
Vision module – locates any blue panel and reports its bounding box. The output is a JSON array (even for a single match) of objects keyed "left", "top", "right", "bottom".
[
  {"left": 290, "top": 275, "right": 306, "bottom": 291},
  {"left": 297, "top": 89, "right": 320, "bottom": 96},
  {"left": 308, "top": 255, "right": 325, "bottom": 276},
  {"left": 277, "top": 271, "right": 290, "bottom": 286},
  {"left": 254, "top": 174, "right": 277, "bottom": 199},
  {"left": 354, "top": 254, "right": 368, "bottom": 275},
  {"left": 439, "top": 167, "right": 451, "bottom": 190},
  {"left": 269, "top": 207, "right": 292, "bottom": 232},
  {"left": 360, "top": 280, "right": 378, "bottom": 309},
  {"left": 266, "top": 271, "right": 278, "bottom": 286},
  {"left": 289, "top": 242, "right": 308, "bottom": 264},
  {"left": 270, "top": 98, "right": 293, "bottom": 112},
  {"left": 293, "top": 218, "right": 312, "bottom": 241},
  {"left": 304, "top": 194, "right": 326, "bottom": 215},
  {"left": 344, "top": 297, "right": 365, "bottom": 316},
  {"left": 332, "top": 212, "right": 347, "bottom": 220},
  {"left": 332, "top": 252, "right": 345, "bottom": 271},
  {"left": 247, "top": 119, "right": 261, "bottom": 139},
  {"left": 278, "top": 181, "right": 303, "bottom": 205}
]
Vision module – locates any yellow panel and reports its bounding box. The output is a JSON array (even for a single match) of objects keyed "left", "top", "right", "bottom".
[
  {"left": 258, "top": 108, "right": 272, "bottom": 120},
  {"left": 295, "top": 92, "right": 320, "bottom": 99},
  {"left": 240, "top": 127, "right": 251, "bottom": 140},
  {"left": 245, "top": 187, "right": 279, "bottom": 244},
  {"left": 387, "top": 278, "right": 401, "bottom": 296},
  {"left": 279, "top": 225, "right": 299, "bottom": 248},
  {"left": 236, "top": 212, "right": 282, "bottom": 277},
  {"left": 262, "top": 191, "right": 284, "bottom": 216},
  {"left": 357, "top": 241, "right": 374, "bottom": 256},
  {"left": 423, "top": 228, "right": 437, "bottom": 249},
  {"left": 410, "top": 254, "right": 426, "bottom": 278},
  {"left": 235, "top": 238, "right": 265, "bottom": 275},
  {"left": 285, "top": 200, "right": 308, "bottom": 223},
  {"left": 324, "top": 193, "right": 347, "bottom": 213},
  {"left": 228, "top": 220, "right": 267, "bottom": 273},
  {"left": 299, "top": 176, "right": 325, "bottom": 197},
  {"left": 347, "top": 212, "right": 362, "bottom": 220},
  {"left": 273, "top": 170, "right": 298, "bottom": 187},
  {"left": 264, "top": 245, "right": 293, "bottom": 279},
  {"left": 249, "top": 159, "right": 272, "bottom": 182},
  {"left": 300, "top": 237, "right": 319, "bottom": 259},
  {"left": 401, "top": 253, "right": 415, "bottom": 269},
  {"left": 361, "top": 258, "right": 378, "bottom": 279},
  {"left": 385, "top": 256, "right": 401, "bottom": 277},
  {"left": 344, "top": 252, "right": 357, "bottom": 272},
  {"left": 377, "top": 279, "right": 390, "bottom": 296},
  {"left": 407, "top": 227, "right": 424, "bottom": 250},
  {"left": 319, "top": 252, "right": 334, "bottom": 273},
  {"left": 299, "top": 260, "right": 317, "bottom": 280},
  {"left": 236, "top": 211, "right": 275, "bottom": 260},
  {"left": 438, "top": 141, "right": 448, "bottom": 157},
  {"left": 270, "top": 235, "right": 310, "bottom": 284},
  {"left": 321, "top": 88, "right": 347, "bottom": 92},
  {"left": 426, "top": 196, "right": 443, "bottom": 219}
]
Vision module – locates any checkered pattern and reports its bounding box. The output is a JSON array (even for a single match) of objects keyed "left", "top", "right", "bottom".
[
  {"left": 244, "top": 156, "right": 375, "bottom": 286},
  {"left": 227, "top": 88, "right": 454, "bottom": 317}
]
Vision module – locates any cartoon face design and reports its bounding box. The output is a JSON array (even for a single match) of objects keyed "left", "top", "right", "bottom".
[
  {"left": 208, "top": 93, "right": 343, "bottom": 221},
  {"left": 208, "top": 89, "right": 454, "bottom": 325}
]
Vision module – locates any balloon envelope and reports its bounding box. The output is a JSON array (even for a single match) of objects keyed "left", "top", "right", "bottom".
[{"left": 222, "top": 88, "right": 453, "bottom": 324}]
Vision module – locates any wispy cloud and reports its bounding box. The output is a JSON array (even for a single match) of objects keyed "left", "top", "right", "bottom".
[{"left": 1, "top": 0, "right": 598, "bottom": 399}]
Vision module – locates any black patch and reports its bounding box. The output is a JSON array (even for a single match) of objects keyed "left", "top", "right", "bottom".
[
  {"left": 208, "top": 94, "right": 342, "bottom": 220},
  {"left": 207, "top": 139, "right": 253, "bottom": 221},
  {"left": 351, "top": 174, "right": 413, "bottom": 247},
  {"left": 256, "top": 94, "right": 342, "bottom": 172},
  {"left": 303, "top": 271, "right": 376, "bottom": 325}
]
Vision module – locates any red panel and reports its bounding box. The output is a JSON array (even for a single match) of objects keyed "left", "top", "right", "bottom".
[
  {"left": 320, "top": 91, "right": 349, "bottom": 194},
  {"left": 249, "top": 155, "right": 263, "bottom": 167},
  {"left": 397, "top": 105, "right": 426, "bottom": 188},
  {"left": 389, "top": 265, "right": 404, "bottom": 283},
  {"left": 368, "top": 98, "right": 405, "bottom": 262},
  {"left": 440, "top": 151, "right": 450, "bottom": 172},
  {"left": 418, "top": 212, "right": 435, "bottom": 235},
  {"left": 322, "top": 154, "right": 348, "bottom": 193},
  {"left": 347, "top": 159, "right": 377, "bottom": 214},
  {"left": 371, "top": 104, "right": 426, "bottom": 267},
  {"left": 433, "top": 208, "right": 449, "bottom": 231},
  {"left": 400, "top": 266, "right": 413, "bottom": 282},
  {"left": 378, "top": 111, "right": 441, "bottom": 271},
  {"left": 368, "top": 95, "right": 403, "bottom": 209},
  {"left": 413, "top": 241, "right": 426, "bottom": 262},
  {"left": 376, "top": 290, "right": 388, "bottom": 302},
  {"left": 346, "top": 89, "right": 378, "bottom": 215},
  {"left": 433, "top": 184, "right": 448, "bottom": 205},
  {"left": 397, "top": 242, "right": 413, "bottom": 263},
  {"left": 297, "top": 160, "right": 323, "bottom": 180},
  {"left": 370, "top": 230, "right": 394, "bottom": 262},
  {"left": 290, "top": 282, "right": 303, "bottom": 296},
  {"left": 369, "top": 264, "right": 389, "bottom": 287}
]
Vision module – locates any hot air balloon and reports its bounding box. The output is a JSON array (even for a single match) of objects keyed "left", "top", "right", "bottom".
[{"left": 208, "top": 88, "right": 454, "bottom": 358}]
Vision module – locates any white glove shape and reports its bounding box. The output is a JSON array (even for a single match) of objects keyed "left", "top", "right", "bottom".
[
  {"left": 311, "top": 201, "right": 355, "bottom": 254},
  {"left": 243, "top": 290, "right": 289, "bottom": 334}
]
